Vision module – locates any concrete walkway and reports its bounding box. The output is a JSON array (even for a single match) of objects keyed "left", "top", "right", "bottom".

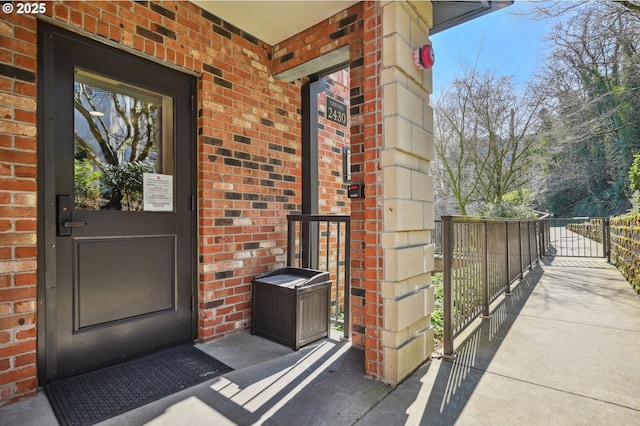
[
  {"left": 2, "top": 256, "right": 640, "bottom": 425},
  {"left": 357, "top": 257, "right": 640, "bottom": 425}
]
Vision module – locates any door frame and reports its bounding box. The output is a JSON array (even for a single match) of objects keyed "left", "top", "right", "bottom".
[{"left": 36, "top": 22, "right": 198, "bottom": 384}]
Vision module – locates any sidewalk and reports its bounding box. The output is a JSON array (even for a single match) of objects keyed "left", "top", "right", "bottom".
[
  {"left": 2, "top": 257, "right": 639, "bottom": 425},
  {"left": 357, "top": 257, "right": 640, "bottom": 425}
]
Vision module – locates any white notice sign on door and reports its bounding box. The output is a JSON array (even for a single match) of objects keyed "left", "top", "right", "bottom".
[{"left": 143, "top": 173, "right": 173, "bottom": 211}]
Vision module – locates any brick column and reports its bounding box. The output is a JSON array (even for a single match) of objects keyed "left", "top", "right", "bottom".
[
  {"left": 0, "top": 14, "right": 38, "bottom": 402},
  {"left": 379, "top": 0, "right": 435, "bottom": 384},
  {"left": 358, "top": 0, "right": 385, "bottom": 381}
]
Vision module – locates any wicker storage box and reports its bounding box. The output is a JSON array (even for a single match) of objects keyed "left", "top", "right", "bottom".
[{"left": 251, "top": 267, "right": 331, "bottom": 350}]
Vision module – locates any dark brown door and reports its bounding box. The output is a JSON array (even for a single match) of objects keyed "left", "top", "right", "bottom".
[{"left": 39, "top": 23, "right": 196, "bottom": 380}]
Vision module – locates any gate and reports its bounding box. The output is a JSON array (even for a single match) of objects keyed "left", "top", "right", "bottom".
[{"left": 545, "top": 217, "right": 610, "bottom": 259}]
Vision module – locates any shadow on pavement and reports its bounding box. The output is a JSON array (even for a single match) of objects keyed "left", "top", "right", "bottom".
[
  {"left": 99, "top": 336, "right": 391, "bottom": 426},
  {"left": 356, "top": 264, "right": 544, "bottom": 425}
]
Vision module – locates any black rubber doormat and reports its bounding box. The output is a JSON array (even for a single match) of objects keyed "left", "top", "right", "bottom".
[{"left": 45, "top": 343, "right": 233, "bottom": 426}]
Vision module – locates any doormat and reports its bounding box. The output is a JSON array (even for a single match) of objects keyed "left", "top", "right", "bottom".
[{"left": 45, "top": 343, "right": 233, "bottom": 426}]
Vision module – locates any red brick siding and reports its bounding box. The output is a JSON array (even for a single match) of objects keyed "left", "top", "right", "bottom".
[
  {"left": 0, "top": 0, "right": 380, "bottom": 404},
  {"left": 0, "top": 11, "right": 39, "bottom": 404},
  {"left": 274, "top": 2, "right": 369, "bottom": 352},
  {"left": 1, "top": 0, "right": 300, "bottom": 403},
  {"left": 194, "top": 8, "right": 303, "bottom": 339},
  {"left": 272, "top": 4, "right": 363, "bottom": 76},
  {"left": 359, "top": 0, "right": 384, "bottom": 381}
]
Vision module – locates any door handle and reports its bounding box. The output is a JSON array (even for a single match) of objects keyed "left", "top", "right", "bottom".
[
  {"left": 57, "top": 195, "right": 87, "bottom": 236},
  {"left": 63, "top": 222, "right": 87, "bottom": 228}
]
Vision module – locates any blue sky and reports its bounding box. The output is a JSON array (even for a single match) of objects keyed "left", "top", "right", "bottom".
[{"left": 430, "top": 1, "right": 558, "bottom": 95}]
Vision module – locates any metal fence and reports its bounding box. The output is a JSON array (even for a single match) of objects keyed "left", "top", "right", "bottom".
[
  {"left": 286, "top": 214, "right": 351, "bottom": 340},
  {"left": 546, "top": 217, "right": 610, "bottom": 258},
  {"left": 441, "top": 216, "right": 544, "bottom": 358}
]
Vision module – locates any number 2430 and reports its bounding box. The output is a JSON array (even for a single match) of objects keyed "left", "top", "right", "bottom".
[{"left": 327, "top": 106, "right": 347, "bottom": 126}]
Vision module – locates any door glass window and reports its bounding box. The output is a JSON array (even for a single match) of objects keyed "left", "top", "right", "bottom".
[{"left": 73, "top": 69, "right": 174, "bottom": 211}]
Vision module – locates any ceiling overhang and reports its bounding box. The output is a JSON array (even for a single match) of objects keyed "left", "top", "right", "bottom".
[
  {"left": 431, "top": 1, "right": 514, "bottom": 34},
  {"left": 192, "top": 1, "right": 513, "bottom": 46},
  {"left": 191, "top": 1, "right": 359, "bottom": 46}
]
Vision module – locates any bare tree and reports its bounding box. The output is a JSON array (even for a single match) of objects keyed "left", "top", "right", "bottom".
[
  {"left": 433, "top": 67, "right": 544, "bottom": 216},
  {"left": 521, "top": 0, "right": 640, "bottom": 20},
  {"left": 74, "top": 81, "right": 160, "bottom": 210}
]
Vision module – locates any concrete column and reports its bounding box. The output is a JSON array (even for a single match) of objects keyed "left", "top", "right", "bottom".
[{"left": 380, "top": 0, "right": 435, "bottom": 384}]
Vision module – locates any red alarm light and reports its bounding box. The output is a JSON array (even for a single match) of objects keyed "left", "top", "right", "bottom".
[{"left": 413, "top": 44, "right": 435, "bottom": 70}]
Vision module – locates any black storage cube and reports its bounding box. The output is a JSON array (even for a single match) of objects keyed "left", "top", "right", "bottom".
[{"left": 251, "top": 267, "right": 331, "bottom": 350}]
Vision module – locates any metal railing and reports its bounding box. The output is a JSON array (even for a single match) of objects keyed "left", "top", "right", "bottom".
[
  {"left": 441, "top": 216, "right": 544, "bottom": 358},
  {"left": 546, "top": 217, "right": 610, "bottom": 259},
  {"left": 286, "top": 214, "right": 351, "bottom": 340}
]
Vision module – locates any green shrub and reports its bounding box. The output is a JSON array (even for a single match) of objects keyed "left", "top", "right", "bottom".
[
  {"left": 431, "top": 273, "right": 444, "bottom": 341},
  {"left": 101, "top": 160, "right": 155, "bottom": 210},
  {"left": 74, "top": 158, "right": 102, "bottom": 209},
  {"left": 478, "top": 188, "right": 537, "bottom": 219}
]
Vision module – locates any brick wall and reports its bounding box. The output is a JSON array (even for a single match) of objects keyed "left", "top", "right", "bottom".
[
  {"left": 359, "top": 0, "right": 385, "bottom": 381},
  {"left": 0, "top": 12, "right": 39, "bottom": 403},
  {"left": 0, "top": 0, "right": 371, "bottom": 404},
  {"left": 275, "top": 0, "right": 382, "bottom": 378},
  {"left": 273, "top": 4, "right": 368, "bottom": 350}
]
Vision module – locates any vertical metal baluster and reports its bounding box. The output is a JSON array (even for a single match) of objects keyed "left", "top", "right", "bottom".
[
  {"left": 451, "top": 223, "right": 462, "bottom": 336},
  {"left": 528, "top": 222, "right": 532, "bottom": 267},
  {"left": 458, "top": 222, "right": 462, "bottom": 330},
  {"left": 335, "top": 221, "right": 340, "bottom": 327},
  {"left": 324, "top": 221, "right": 331, "bottom": 320},
  {"left": 505, "top": 221, "right": 511, "bottom": 295},
  {"left": 299, "top": 221, "right": 304, "bottom": 268},
  {"left": 458, "top": 222, "right": 462, "bottom": 328},
  {"left": 465, "top": 223, "right": 481, "bottom": 316},
  {"left": 287, "top": 216, "right": 294, "bottom": 266},
  {"left": 561, "top": 219, "right": 565, "bottom": 256},
  {"left": 571, "top": 219, "right": 576, "bottom": 256},
  {"left": 453, "top": 221, "right": 458, "bottom": 332},
  {"left": 325, "top": 221, "right": 330, "bottom": 272},
  {"left": 443, "top": 216, "right": 454, "bottom": 358},
  {"left": 482, "top": 221, "right": 489, "bottom": 317},
  {"left": 576, "top": 222, "right": 589, "bottom": 256},
  {"left": 571, "top": 220, "right": 580, "bottom": 256},
  {"left": 488, "top": 223, "right": 492, "bottom": 298},
  {"left": 468, "top": 223, "right": 472, "bottom": 323},
  {"left": 604, "top": 217, "right": 611, "bottom": 262},
  {"left": 480, "top": 223, "right": 485, "bottom": 314},
  {"left": 473, "top": 223, "right": 476, "bottom": 319},
  {"left": 462, "top": 222, "right": 466, "bottom": 328},
  {"left": 518, "top": 222, "right": 524, "bottom": 278},
  {"left": 596, "top": 219, "right": 600, "bottom": 257},
  {"left": 344, "top": 218, "right": 351, "bottom": 340},
  {"left": 476, "top": 223, "right": 479, "bottom": 317}
]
